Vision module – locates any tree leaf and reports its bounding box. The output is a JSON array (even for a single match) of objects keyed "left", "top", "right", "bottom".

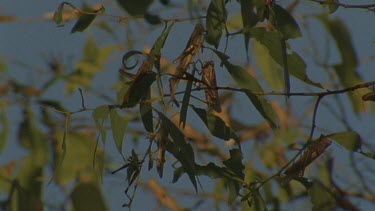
[
  {"left": 327, "top": 0, "right": 339, "bottom": 14},
  {"left": 53, "top": 3, "right": 64, "bottom": 25},
  {"left": 71, "top": 182, "right": 107, "bottom": 211},
  {"left": 92, "top": 105, "right": 110, "bottom": 144},
  {"left": 327, "top": 131, "right": 362, "bottom": 151},
  {"left": 139, "top": 91, "right": 154, "bottom": 133},
  {"left": 252, "top": 39, "right": 283, "bottom": 90},
  {"left": 250, "top": 28, "right": 323, "bottom": 88},
  {"left": 148, "top": 22, "right": 174, "bottom": 66},
  {"left": 71, "top": 5, "right": 103, "bottom": 33},
  {"left": 15, "top": 155, "right": 43, "bottom": 211},
  {"left": 308, "top": 182, "right": 336, "bottom": 211},
  {"left": 191, "top": 105, "right": 238, "bottom": 141},
  {"left": 116, "top": 0, "right": 153, "bottom": 16},
  {"left": 121, "top": 71, "right": 156, "bottom": 108},
  {"left": 213, "top": 50, "right": 278, "bottom": 129},
  {"left": 319, "top": 16, "right": 368, "bottom": 113},
  {"left": 179, "top": 75, "right": 193, "bottom": 128},
  {"left": 273, "top": 4, "right": 302, "bottom": 39},
  {"left": 223, "top": 149, "right": 245, "bottom": 179},
  {"left": 156, "top": 111, "right": 197, "bottom": 191},
  {"left": 109, "top": 108, "right": 128, "bottom": 154},
  {"left": 240, "top": 0, "right": 258, "bottom": 55},
  {"left": 206, "top": 0, "right": 227, "bottom": 48}
]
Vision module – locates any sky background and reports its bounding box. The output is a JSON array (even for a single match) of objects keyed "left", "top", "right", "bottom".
[{"left": 1, "top": 0, "right": 375, "bottom": 210}]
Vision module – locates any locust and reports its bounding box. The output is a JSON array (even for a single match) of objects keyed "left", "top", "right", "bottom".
[
  {"left": 155, "top": 121, "right": 170, "bottom": 178},
  {"left": 283, "top": 135, "right": 332, "bottom": 182},
  {"left": 169, "top": 24, "right": 204, "bottom": 106},
  {"left": 201, "top": 61, "right": 221, "bottom": 113}
]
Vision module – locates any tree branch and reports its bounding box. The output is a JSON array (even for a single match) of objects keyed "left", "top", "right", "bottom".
[{"left": 308, "top": 0, "right": 375, "bottom": 11}]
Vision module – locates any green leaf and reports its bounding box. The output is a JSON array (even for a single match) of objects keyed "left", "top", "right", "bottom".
[
  {"left": 240, "top": 0, "right": 258, "bottom": 54},
  {"left": 223, "top": 149, "right": 245, "bottom": 179},
  {"left": 71, "top": 183, "right": 107, "bottom": 211},
  {"left": 54, "top": 131, "right": 104, "bottom": 185},
  {"left": 15, "top": 155, "right": 43, "bottom": 211},
  {"left": 139, "top": 91, "right": 154, "bottom": 132},
  {"left": 53, "top": 3, "right": 64, "bottom": 25},
  {"left": 180, "top": 77, "right": 193, "bottom": 128},
  {"left": 251, "top": 28, "right": 323, "bottom": 88},
  {"left": 206, "top": 0, "right": 227, "bottom": 48},
  {"left": 109, "top": 108, "right": 128, "bottom": 154},
  {"left": 144, "top": 12, "right": 162, "bottom": 25},
  {"left": 252, "top": 39, "right": 283, "bottom": 90},
  {"left": 327, "top": 0, "right": 339, "bottom": 14},
  {"left": 327, "top": 131, "right": 362, "bottom": 151},
  {"left": 148, "top": 22, "right": 174, "bottom": 65},
  {"left": 319, "top": 16, "right": 368, "bottom": 113},
  {"left": 360, "top": 151, "right": 375, "bottom": 160},
  {"left": 273, "top": 4, "right": 302, "bottom": 39},
  {"left": 18, "top": 110, "right": 49, "bottom": 166},
  {"left": 92, "top": 105, "right": 110, "bottom": 144},
  {"left": 71, "top": 5, "right": 103, "bottom": 33},
  {"left": 308, "top": 182, "right": 336, "bottom": 211},
  {"left": 116, "top": 0, "right": 153, "bottom": 16},
  {"left": 121, "top": 71, "right": 156, "bottom": 108},
  {"left": 156, "top": 111, "right": 197, "bottom": 191},
  {"left": 213, "top": 50, "right": 278, "bottom": 129},
  {"left": 191, "top": 105, "right": 238, "bottom": 141}
]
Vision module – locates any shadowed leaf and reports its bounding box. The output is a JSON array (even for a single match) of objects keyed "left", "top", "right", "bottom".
[
  {"left": 191, "top": 105, "right": 237, "bottom": 141},
  {"left": 206, "top": 0, "right": 227, "bottom": 48},
  {"left": 110, "top": 108, "right": 128, "bottom": 154},
  {"left": 214, "top": 50, "right": 278, "bottom": 129},
  {"left": 327, "top": 131, "right": 361, "bottom": 151},
  {"left": 308, "top": 182, "right": 336, "bottom": 211},
  {"left": 71, "top": 183, "right": 107, "bottom": 211},
  {"left": 273, "top": 4, "right": 302, "bottom": 39},
  {"left": 156, "top": 111, "right": 197, "bottom": 191},
  {"left": 71, "top": 5, "right": 103, "bottom": 33},
  {"left": 180, "top": 74, "right": 193, "bottom": 128},
  {"left": 320, "top": 16, "right": 369, "bottom": 113},
  {"left": 240, "top": 0, "right": 258, "bottom": 55},
  {"left": 92, "top": 105, "right": 109, "bottom": 143},
  {"left": 140, "top": 91, "right": 153, "bottom": 132}
]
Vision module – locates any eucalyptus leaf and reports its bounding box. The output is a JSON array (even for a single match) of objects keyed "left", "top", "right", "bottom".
[
  {"left": 327, "top": 131, "right": 362, "bottom": 151},
  {"left": 110, "top": 108, "right": 128, "bottom": 154},
  {"left": 92, "top": 105, "right": 110, "bottom": 144},
  {"left": 206, "top": 0, "right": 227, "bottom": 48}
]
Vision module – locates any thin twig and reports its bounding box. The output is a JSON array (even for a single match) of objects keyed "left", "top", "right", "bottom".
[{"left": 308, "top": 0, "right": 375, "bottom": 11}]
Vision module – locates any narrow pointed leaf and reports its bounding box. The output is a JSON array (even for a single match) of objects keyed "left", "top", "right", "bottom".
[
  {"left": 223, "top": 149, "right": 245, "bottom": 179},
  {"left": 71, "top": 183, "right": 107, "bottom": 211},
  {"left": 273, "top": 4, "right": 302, "bottom": 39},
  {"left": 140, "top": 91, "right": 153, "bottom": 132},
  {"left": 179, "top": 77, "right": 193, "bottom": 128},
  {"left": 251, "top": 28, "right": 322, "bottom": 88},
  {"left": 149, "top": 22, "right": 174, "bottom": 66},
  {"left": 320, "top": 16, "right": 368, "bottom": 113},
  {"left": 252, "top": 39, "right": 283, "bottom": 90},
  {"left": 214, "top": 50, "right": 278, "bottom": 129},
  {"left": 206, "top": 0, "right": 227, "bottom": 48},
  {"left": 92, "top": 105, "right": 110, "bottom": 143},
  {"left": 240, "top": 0, "right": 258, "bottom": 55},
  {"left": 71, "top": 5, "right": 103, "bottom": 33},
  {"left": 121, "top": 71, "right": 156, "bottom": 108},
  {"left": 191, "top": 105, "right": 237, "bottom": 141},
  {"left": 53, "top": 3, "right": 64, "bottom": 25},
  {"left": 327, "top": 131, "right": 361, "bottom": 151},
  {"left": 109, "top": 108, "right": 128, "bottom": 154},
  {"left": 308, "top": 182, "right": 336, "bottom": 211},
  {"left": 156, "top": 111, "right": 197, "bottom": 191}
]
